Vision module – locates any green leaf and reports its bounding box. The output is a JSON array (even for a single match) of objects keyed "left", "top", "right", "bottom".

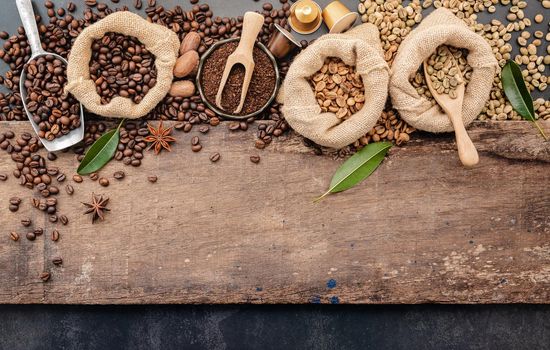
[
  {"left": 77, "top": 120, "right": 124, "bottom": 175},
  {"left": 315, "top": 142, "right": 392, "bottom": 202},
  {"left": 501, "top": 60, "right": 548, "bottom": 141}
]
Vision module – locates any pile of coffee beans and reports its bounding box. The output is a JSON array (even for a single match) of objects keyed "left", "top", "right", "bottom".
[
  {"left": 24, "top": 55, "right": 81, "bottom": 140},
  {"left": 90, "top": 32, "right": 157, "bottom": 105}
]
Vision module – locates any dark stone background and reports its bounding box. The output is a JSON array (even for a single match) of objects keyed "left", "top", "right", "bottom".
[
  {"left": 1, "top": 1, "right": 549, "bottom": 349},
  {"left": 1, "top": 304, "right": 550, "bottom": 349}
]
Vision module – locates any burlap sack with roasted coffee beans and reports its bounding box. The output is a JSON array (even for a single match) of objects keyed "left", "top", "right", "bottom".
[
  {"left": 281, "top": 23, "right": 389, "bottom": 149},
  {"left": 389, "top": 8, "right": 498, "bottom": 133},
  {"left": 65, "top": 11, "right": 180, "bottom": 119}
]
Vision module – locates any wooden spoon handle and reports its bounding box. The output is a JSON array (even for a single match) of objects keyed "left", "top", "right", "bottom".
[
  {"left": 236, "top": 12, "right": 265, "bottom": 55},
  {"left": 448, "top": 110, "right": 479, "bottom": 167}
]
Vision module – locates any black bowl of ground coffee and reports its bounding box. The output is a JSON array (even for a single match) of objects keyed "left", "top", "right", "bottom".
[{"left": 197, "top": 38, "right": 280, "bottom": 119}]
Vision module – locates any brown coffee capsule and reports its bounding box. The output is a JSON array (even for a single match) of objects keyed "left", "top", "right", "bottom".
[
  {"left": 267, "top": 24, "right": 302, "bottom": 60},
  {"left": 322, "top": 0, "right": 359, "bottom": 34},
  {"left": 289, "top": 0, "right": 323, "bottom": 35}
]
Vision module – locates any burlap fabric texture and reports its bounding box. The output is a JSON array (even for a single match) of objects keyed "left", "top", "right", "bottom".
[
  {"left": 65, "top": 11, "right": 180, "bottom": 119},
  {"left": 281, "top": 23, "right": 389, "bottom": 149},
  {"left": 389, "top": 8, "right": 498, "bottom": 133}
]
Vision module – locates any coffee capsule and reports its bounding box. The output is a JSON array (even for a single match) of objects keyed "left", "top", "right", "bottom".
[
  {"left": 322, "top": 0, "right": 359, "bottom": 34},
  {"left": 289, "top": 0, "right": 323, "bottom": 35},
  {"left": 267, "top": 24, "right": 303, "bottom": 59}
]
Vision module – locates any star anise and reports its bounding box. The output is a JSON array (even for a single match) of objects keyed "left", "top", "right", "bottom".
[
  {"left": 144, "top": 121, "right": 176, "bottom": 154},
  {"left": 82, "top": 193, "right": 110, "bottom": 223}
]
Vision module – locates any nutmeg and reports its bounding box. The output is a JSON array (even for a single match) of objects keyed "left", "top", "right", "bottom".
[
  {"left": 173, "top": 50, "right": 199, "bottom": 78},
  {"left": 169, "top": 80, "right": 195, "bottom": 97},
  {"left": 179, "top": 32, "right": 201, "bottom": 55}
]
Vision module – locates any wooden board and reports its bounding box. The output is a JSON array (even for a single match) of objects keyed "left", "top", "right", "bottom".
[{"left": 0, "top": 120, "right": 549, "bottom": 304}]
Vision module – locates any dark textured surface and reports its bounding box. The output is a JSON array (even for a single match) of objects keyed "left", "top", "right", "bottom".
[{"left": 1, "top": 304, "right": 550, "bottom": 350}]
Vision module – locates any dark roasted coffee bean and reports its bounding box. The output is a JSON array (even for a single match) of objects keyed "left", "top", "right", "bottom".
[
  {"left": 56, "top": 173, "right": 66, "bottom": 182},
  {"left": 65, "top": 184, "right": 74, "bottom": 195},
  {"left": 49, "top": 215, "right": 58, "bottom": 223},
  {"left": 39, "top": 272, "right": 50, "bottom": 282},
  {"left": 209, "top": 152, "right": 221, "bottom": 163},
  {"left": 147, "top": 175, "right": 158, "bottom": 183},
  {"left": 99, "top": 177, "right": 109, "bottom": 187},
  {"left": 192, "top": 144, "right": 202, "bottom": 152},
  {"left": 89, "top": 172, "right": 99, "bottom": 181},
  {"left": 9, "top": 197, "right": 21, "bottom": 206},
  {"left": 191, "top": 136, "right": 200, "bottom": 146},
  {"left": 52, "top": 257, "right": 63, "bottom": 266},
  {"left": 51, "top": 229, "right": 60, "bottom": 242},
  {"left": 113, "top": 171, "right": 125, "bottom": 180},
  {"left": 9, "top": 231, "right": 19, "bottom": 241},
  {"left": 9, "top": 204, "right": 19, "bottom": 212},
  {"left": 47, "top": 152, "right": 57, "bottom": 161},
  {"left": 85, "top": 0, "right": 97, "bottom": 7},
  {"left": 0, "top": 173, "right": 7, "bottom": 181},
  {"left": 21, "top": 218, "right": 31, "bottom": 227},
  {"left": 34, "top": 228, "right": 43, "bottom": 236},
  {"left": 72, "top": 174, "right": 83, "bottom": 183},
  {"left": 26, "top": 232, "right": 36, "bottom": 241},
  {"left": 199, "top": 125, "right": 210, "bottom": 134},
  {"left": 250, "top": 155, "right": 261, "bottom": 164},
  {"left": 59, "top": 215, "right": 69, "bottom": 225}
]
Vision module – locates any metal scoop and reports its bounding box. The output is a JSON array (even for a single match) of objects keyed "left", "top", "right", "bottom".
[
  {"left": 16, "top": 0, "right": 84, "bottom": 152},
  {"left": 215, "top": 11, "right": 265, "bottom": 115}
]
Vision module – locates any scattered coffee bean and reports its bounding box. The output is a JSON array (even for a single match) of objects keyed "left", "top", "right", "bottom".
[
  {"left": 39, "top": 272, "right": 50, "bottom": 282},
  {"left": 59, "top": 215, "right": 69, "bottom": 225},
  {"left": 99, "top": 177, "right": 110, "bottom": 187},
  {"left": 72, "top": 174, "right": 83, "bottom": 183},
  {"left": 250, "top": 155, "right": 261, "bottom": 164},
  {"left": 51, "top": 229, "right": 59, "bottom": 242},
  {"left": 21, "top": 218, "right": 31, "bottom": 227},
  {"left": 209, "top": 152, "right": 221, "bottom": 163},
  {"left": 34, "top": 228, "right": 43, "bottom": 236},
  {"left": 0, "top": 173, "right": 7, "bottom": 181},
  {"left": 199, "top": 125, "right": 210, "bottom": 134},
  {"left": 89, "top": 172, "right": 99, "bottom": 181},
  {"left": 26, "top": 232, "right": 36, "bottom": 241},
  {"left": 65, "top": 184, "right": 74, "bottom": 195},
  {"left": 56, "top": 173, "right": 66, "bottom": 182},
  {"left": 9, "top": 231, "right": 19, "bottom": 241},
  {"left": 113, "top": 171, "right": 126, "bottom": 180},
  {"left": 52, "top": 257, "right": 63, "bottom": 266},
  {"left": 147, "top": 175, "right": 158, "bottom": 183}
]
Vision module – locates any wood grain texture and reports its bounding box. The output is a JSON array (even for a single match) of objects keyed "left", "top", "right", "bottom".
[{"left": 0, "top": 120, "right": 549, "bottom": 304}]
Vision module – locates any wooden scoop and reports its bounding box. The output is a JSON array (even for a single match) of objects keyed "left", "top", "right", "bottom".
[
  {"left": 423, "top": 53, "right": 479, "bottom": 167},
  {"left": 215, "top": 12, "right": 265, "bottom": 115}
]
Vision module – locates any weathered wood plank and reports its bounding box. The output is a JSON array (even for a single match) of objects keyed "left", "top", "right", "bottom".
[{"left": 0, "top": 121, "right": 549, "bottom": 304}]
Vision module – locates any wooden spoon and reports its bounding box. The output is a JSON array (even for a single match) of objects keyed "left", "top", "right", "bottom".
[
  {"left": 215, "top": 12, "right": 265, "bottom": 115},
  {"left": 423, "top": 52, "right": 479, "bottom": 167}
]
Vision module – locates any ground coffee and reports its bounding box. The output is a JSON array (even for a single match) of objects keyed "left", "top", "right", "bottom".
[{"left": 201, "top": 41, "right": 276, "bottom": 116}]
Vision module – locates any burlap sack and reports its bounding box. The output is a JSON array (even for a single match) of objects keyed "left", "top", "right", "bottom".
[
  {"left": 281, "top": 24, "right": 389, "bottom": 149},
  {"left": 66, "top": 11, "right": 180, "bottom": 119},
  {"left": 389, "top": 8, "right": 498, "bottom": 133}
]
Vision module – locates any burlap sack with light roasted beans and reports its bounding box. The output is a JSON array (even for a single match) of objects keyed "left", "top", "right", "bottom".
[
  {"left": 281, "top": 23, "right": 389, "bottom": 149},
  {"left": 65, "top": 11, "right": 180, "bottom": 119},
  {"left": 389, "top": 8, "right": 498, "bottom": 133}
]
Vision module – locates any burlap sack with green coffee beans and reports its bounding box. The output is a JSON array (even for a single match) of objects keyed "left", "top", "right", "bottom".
[
  {"left": 65, "top": 11, "right": 180, "bottom": 119},
  {"left": 389, "top": 8, "right": 498, "bottom": 133},
  {"left": 281, "top": 23, "right": 390, "bottom": 149}
]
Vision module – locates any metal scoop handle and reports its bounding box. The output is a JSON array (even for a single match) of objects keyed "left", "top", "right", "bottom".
[{"left": 16, "top": 0, "right": 45, "bottom": 57}]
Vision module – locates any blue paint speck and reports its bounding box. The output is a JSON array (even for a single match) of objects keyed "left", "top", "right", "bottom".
[
  {"left": 256, "top": 287, "right": 263, "bottom": 292},
  {"left": 329, "top": 296, "right": 340, "bottom": 304},
  {"left": 310, "top": 295, "right": 321, "bottom": 304},
  {"left": 326, "top": 279, "right": 337, "bottom": 289}
]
